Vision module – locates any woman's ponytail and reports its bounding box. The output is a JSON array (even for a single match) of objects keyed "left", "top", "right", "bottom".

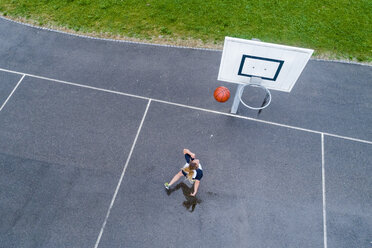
[{"left": 182, "top": 161, "right": 198, "bottom": 180}]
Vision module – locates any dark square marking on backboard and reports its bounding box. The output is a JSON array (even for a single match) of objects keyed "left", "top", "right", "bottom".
[{"left": 238, "top": 55, "right": 284, "bottom": 81}]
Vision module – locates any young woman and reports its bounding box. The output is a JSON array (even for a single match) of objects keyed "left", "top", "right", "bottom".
[{"left": 164, "top": 149, "right": 203, "bottom": 196}]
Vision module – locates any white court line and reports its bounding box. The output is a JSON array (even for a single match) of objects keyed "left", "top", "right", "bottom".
[
  {"left": 321, "top": 134, "right": 328, "bottom": 248},
  {"left": 322, "top": 132, "right": 372, "bottom": 145},
  {"left": 0, "top": 67, "right": 371, "bottom": 145},
  {"left": 0, "top": 68, "right": 148, "bottom": 101},
  {"left": 142, "top": 99, "right": 372, "bottom": 145},
  {"left": 94, "top": 99, "right": 151, "bottom": 248},
  {"left": 0, "top": 74, "right": 25, "bottom": 112}
]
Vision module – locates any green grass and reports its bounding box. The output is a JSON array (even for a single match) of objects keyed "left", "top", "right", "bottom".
[{"left": 0, "top": 0, "right": 371, "bottom": 62}]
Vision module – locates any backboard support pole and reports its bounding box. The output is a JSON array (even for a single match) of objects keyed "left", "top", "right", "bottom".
[
  {"left": 230, "top": 84, "right": 244, "bottom": 114},
  {"left": 230, "top": 77, "right": 264, "bottom": 114}
]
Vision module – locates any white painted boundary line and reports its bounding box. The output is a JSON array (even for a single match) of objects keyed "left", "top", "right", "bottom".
[
  {"left": 0, "top": 67, "right": 371, "bottom": 145},
  {"left": 321, "top": 134, "right": 328, "bottom": 248},
  {"left": 322, "top": 133, "right": 371, "bottom": 145},
  {"left": 0, "top": 74, "right": 25, "bottom": 112},
  {"left": 94, "top": 99, "right": 151, "bottom": 248},
  {"left": 0, "top": 68, "right": 149, "bottom": 101}
]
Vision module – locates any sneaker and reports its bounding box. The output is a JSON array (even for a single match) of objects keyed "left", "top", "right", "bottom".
[{"left": 164, "top": 182, "right": 170, "bottom": 190}]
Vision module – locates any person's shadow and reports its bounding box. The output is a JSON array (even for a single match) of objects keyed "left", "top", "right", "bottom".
[{"left": 166, "top": 182, "right": 202, "bottom": 212}]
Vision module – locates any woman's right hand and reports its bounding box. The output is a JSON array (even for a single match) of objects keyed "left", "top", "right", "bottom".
[{"left": 184, "top": 149, "right": 195, "bottom": 158}]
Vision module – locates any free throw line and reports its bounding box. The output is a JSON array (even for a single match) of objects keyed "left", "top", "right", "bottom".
[
  {"left": 0, "top": 74, "right": 25, "bottom": 112},
  {"left": 94, "top": 99, "right": 151, "bottom": 248},
  {"left": 321, "top": 134, "right": 328, "bottom": 248}
]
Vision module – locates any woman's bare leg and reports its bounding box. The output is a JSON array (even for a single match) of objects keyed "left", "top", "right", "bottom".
[{"left": 169, "top": 171, "right": 183, "bottom": 186}]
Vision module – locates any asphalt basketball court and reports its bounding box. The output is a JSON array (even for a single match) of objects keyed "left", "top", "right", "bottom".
[{"left": 0, "top": 17, "right": 371, "bottom": 248}]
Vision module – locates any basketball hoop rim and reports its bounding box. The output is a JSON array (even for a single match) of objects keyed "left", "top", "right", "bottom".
[{"left": 238, "top": 83, "right": 272, "bottom": 110}]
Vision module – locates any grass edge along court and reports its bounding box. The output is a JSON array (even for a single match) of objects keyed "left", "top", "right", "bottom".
[{"left": 0, "top": 0, "right": 371, "bottom": 63}]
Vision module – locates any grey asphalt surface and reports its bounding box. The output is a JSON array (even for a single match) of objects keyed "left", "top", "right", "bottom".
[{"left": 0, "top": 17, "right": 371, "bottom": 248}]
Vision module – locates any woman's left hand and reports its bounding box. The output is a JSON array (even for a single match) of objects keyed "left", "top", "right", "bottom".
[{"left": 190, "top": 192, "right": 196, "bottom": 196}]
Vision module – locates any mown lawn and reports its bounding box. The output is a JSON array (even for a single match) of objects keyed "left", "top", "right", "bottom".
[{"left": 0, "top": 0, "right": 371, "bottom": 62}]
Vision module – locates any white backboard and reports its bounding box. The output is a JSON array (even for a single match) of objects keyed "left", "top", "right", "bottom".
[{"left": 218, "top": 37, "right": 314, "bottom": 92}]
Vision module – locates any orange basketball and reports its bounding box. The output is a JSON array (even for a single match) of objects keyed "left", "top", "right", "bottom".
[{"left": 214, "top": 86, "right": 230, "bottom": 102}]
